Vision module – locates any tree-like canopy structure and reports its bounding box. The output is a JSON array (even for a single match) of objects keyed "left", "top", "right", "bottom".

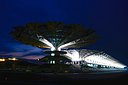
[{"left": 11, "top": 22, "right": 98, "bottom": 51}]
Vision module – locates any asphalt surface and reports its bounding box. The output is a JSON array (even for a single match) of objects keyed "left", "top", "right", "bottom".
[{"left": 0, "top": 70, "right": 128, "bottom": 85}]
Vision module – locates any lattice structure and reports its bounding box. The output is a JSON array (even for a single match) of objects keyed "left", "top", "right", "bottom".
[
  {"left": 11, "top": 22, "right": 127, "bottom": 70},
  {"left": 64, "top": 49, "right": 126, "bottom": 69},
  {"left": 11, "top": 22, "right": 98, "bottom": 51}
]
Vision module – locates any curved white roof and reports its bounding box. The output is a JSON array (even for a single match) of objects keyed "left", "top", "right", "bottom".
[{"left": 63, "top": 49, "right": 127, "bottom": 68}]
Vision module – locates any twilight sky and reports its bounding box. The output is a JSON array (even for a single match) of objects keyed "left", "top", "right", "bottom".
[{"left": 0, "top": 0, "right": 128, "bottom": 65}]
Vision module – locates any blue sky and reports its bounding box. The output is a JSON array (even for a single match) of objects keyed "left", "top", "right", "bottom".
[{"left": 0, "top": 0, "right": 128, "bottom": 65}]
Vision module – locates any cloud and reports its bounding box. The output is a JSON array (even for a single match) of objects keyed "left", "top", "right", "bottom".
[
  {"left": 22, "top": 55, "right": 44, "bottom": 60},
  {"left": 0, "top": 52, "right": 24, "bottom": 57},
  {"left": 0, "top": 45, "right": 45, "bottom": 59}
]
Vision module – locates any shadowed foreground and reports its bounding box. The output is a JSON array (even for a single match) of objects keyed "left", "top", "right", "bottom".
[{"left": 0, "top": 71, "right": 128, "bottom": 85}]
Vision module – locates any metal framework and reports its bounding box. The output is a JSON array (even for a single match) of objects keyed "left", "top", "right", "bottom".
[
  {"left": 11, "top": 22, "right": 98, "bottom": 51},
  {"left": 11, "top": 22, "right": 127, "bottom": 70},
  {"left": 63, "top": 49, "right": 126, "bottom": 69}
]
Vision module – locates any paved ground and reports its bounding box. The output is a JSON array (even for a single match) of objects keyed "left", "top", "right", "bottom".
[{"left": 0, "top": 70, "right": 128, "bottom": 85}]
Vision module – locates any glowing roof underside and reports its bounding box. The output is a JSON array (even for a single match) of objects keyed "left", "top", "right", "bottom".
[
  {"left": 63, "top": 49, "right": 127, "bottom": 68},
  {"left": 11, "top": 22, "right": 127, "bottom": 69},
  {"left": 11, "top": 22, "right": 98, "bottom": 50}
]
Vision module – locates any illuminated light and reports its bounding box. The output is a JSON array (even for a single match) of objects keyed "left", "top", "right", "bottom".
[
  {"left": 64, "top": 49, "right": 127, "bottom": 69},
  {"left": 87, "top": 63, "right": 93, "bottom": 67},
  {"left": 11, "top": 22, "right": 127, "bottom": 70},
  {"left": 51, "top": 53, "right": 55, "bottom": 56},
  {"left": 58, "top": 41, "right": 76, "bottom": 51},
  {"left": 64, "top": 50, "right": 81, "bottom": 61},
  {"left": 0, "top": 58, "right": 5, "bottom": 62},
  {"left": 8, "top": 58, "right": 18, "bottom": 61},
  {"left": 51, "top": 47, "right": 56, "bottom": 51},
  {"left": 84, "top": 55, "right": 126, "bottom": 68},
  {"left": 50, "top": 61, "right": 52, "bottom": 64},
  {"left": 39, "top": 38, "right": 55, "bottom": 51},
  {"left": 53, "top": 61, "right": 55, "bottom": 64},
  {"left": 50, "top": 61, "right": 55, "bottom": 64},
  {"left": 37, "top": 34, "right": 56, "bottom": 51}
]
